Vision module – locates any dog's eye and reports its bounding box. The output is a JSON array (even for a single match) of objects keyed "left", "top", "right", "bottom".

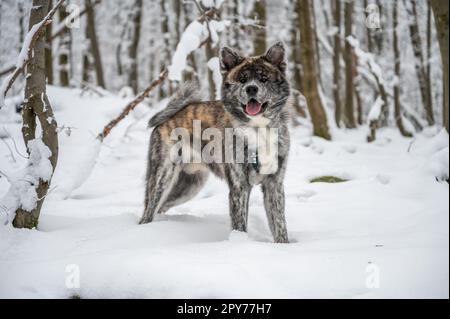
[
  {"left": 260, "top": 77, "right": 268, "bottom": 83},
  {"left": 239, "top": 77, "right": 248, "bottom": 84}
]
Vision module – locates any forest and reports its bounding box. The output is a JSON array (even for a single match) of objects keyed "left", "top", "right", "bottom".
[{"left": 0, "top": 0, "right": 448, "bottom": 299}]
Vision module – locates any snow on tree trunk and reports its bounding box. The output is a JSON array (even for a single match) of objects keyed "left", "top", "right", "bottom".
[{"left": 12, "top": 0, "right": 59, "bottom": 229}]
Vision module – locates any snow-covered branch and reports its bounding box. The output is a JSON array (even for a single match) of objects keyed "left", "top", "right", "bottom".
[
  {"left": 0, "top": 0, "right": 64, "bottom": 109},
  {"left": 168, "top": 5, "right": 229, "bottom": 82}
]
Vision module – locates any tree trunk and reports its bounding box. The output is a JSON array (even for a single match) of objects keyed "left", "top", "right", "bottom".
[
  {"left": 45, "top": 0, "right": 54, "bottom": 85},
  {"left": 344, "top": 0, "right": 356, "bottom": 128},
  {"left": 253, "top": 0, "right": 267, "bottom": 55},
  {"left": 182, "top": 3, "right": 198, "bottom": 83},
  {"left": 363, "top": 0, "right": 373, "bottom": 53},
  {"left": 83, "top": 0, "right": 105, "bottom": 88},
  {"left": 205, "top": 37, "right": 217, "bottom": 100},
  {"left": 160, "top": 0, "right": 173, "bottom": 98},
  {"left": 332, "top": 0, "right": 342, "bottom": 127},
  {"left": 58, "top": 3, "right": 71, "bottom": 87},
  {"left": 18, "top": 1, "right": 26, "bottom": 53},
  {"left": 297, "top": 0, "right": 331, "bottom": 140},
  {"left": 430, "top": 0, "right": 449, "bottom": 132},
  {"left": 393, "top": 0, "right": 413, "bottom": 138},
  {"left": 311, "top": 0, "right": 323, "bottom": 88},
  {"left": 13, "top": 0, "right": 59, "bottom": 229},
  {"left": 404, "top": 0, "right": 434, "bottom": 126},
  {"left": 353, "top": 52, "right": 363, "bottom": 125},
  {"left": 290, "top": 0, "right": 306, "bottom": 119},
  {"left": 232, "top": 0, "right": 241, "bottom": 50},
  {"left": 126, "top": 0, "right": 143, "bottom": 94}
]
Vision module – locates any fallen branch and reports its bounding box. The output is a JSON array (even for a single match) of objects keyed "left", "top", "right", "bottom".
[
  {"left": 98, "top": 70, "right": 168, "bottom": 142},
  {"left": 0, "top": 0, "right": 64, "bottom": 108}
]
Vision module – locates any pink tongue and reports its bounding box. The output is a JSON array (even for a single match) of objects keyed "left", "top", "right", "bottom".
[{"left": 245, "top": 101, "right": 262, "bottom": 116}]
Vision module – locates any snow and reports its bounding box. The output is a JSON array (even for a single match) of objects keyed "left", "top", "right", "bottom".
[
  {"left": 201, "top": 0, "right": 225, "bottom": 9},
  {"left": 367, "top": 96, "right": 384, "bottom": 122},
  {"left": 0, "top": 87, "right": 448, "bottom": 299},
  {"left": 168, "top": 18, "right": 229, "bottom": 82},
  {"left": 207, "top": 57, "right": 222, "bottom": 100},
  {"left": 16, "top": 22, "right": 41, "bottom": 69},
  {"left": 169, "top": 21, "right": 207, "bottom": 82},
  {"left": 0, "top": 138, "right": 53, "bottom": 222}
]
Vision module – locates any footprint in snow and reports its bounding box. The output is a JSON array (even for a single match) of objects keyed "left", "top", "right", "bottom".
[{"left": 376, "top": 174, "right": 391, "bottom": 185}]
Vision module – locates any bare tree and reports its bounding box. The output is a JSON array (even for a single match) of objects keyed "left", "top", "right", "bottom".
[
  {"left": 18, "top": 0, "right": 26, "bottom": 53},
  {"left": 160, "top": 0, "right": 173, "bottom": 98},
  {"left": 332, "top": 0, "right": 342, "bottom": 127},
  {"left": 13, "top": 0, "right": 59, "bottom": 229},
  {"left": 430, "top": 0, "right": 449, "bottom": 132},
  {"left": 393, "top": 0, "right": 413, "bottom": 137},
  {"left": 57, "top": 2, "right": 71, "bottom": 87},
  {"left": 82, "top": 0, "right": 105, "bottom": 88},
  {"left": 45, "top": 0, "right": 54, "bottom": 85},
  {"left": 290, "top": 0, "right": 306, "bottom": 119},
  {"left": 297, "top": 0, "right": 331, "bottom": 140},
  {"left": 344, "top": 0, "right": 356, "bottom": 128},
  {"left": 125, "top": 0, "right": 143, "bottom": 94},
  {"left": 253, "top": 0, "right": 267, "bottom": 55},
  {"left": 403, "top": 0, "right": 434, "bottom": 126}
]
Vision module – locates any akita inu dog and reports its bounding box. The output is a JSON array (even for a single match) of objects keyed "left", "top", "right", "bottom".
[{"left": 140, "top": 43, "right": 291, "bottom": 243}]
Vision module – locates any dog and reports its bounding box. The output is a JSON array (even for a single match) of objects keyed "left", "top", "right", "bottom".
[{"left": 140, "top": 42, "right": 291, "bottom": 243}]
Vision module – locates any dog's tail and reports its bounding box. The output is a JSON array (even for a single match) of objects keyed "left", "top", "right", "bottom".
[{"left": 149, "top": 82, "right": 204, "bottom": 128}]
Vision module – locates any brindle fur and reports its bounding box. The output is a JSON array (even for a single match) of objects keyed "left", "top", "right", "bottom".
[{"left": 141, "top": 43, "right": 291, "bottom": 243}]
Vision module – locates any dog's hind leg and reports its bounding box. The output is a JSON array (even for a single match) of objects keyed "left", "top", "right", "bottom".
[
  {"left": 160, "top": 168, "right": 209, "bottom": 213},
  {"left": 141, "top": 130, "right": 181, "bottom": 224},
  {"left": 140, "top": 158, "right": 181, "bottom": 224}
]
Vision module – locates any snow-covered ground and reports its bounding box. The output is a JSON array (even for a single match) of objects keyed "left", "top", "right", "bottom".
[{"left": 0, "top": 87, "right": 448, "bottom": 299}]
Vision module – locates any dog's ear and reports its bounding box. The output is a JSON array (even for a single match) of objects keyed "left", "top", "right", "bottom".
[
  {"left": 220, "top": 47, "right": 244, "bottom": 72},
  {"left": 264, "top": 42, "right": 287, "bottom": 73}
]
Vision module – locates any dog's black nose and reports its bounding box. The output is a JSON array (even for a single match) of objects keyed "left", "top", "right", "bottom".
[{"left": 246, "top": 85, "right": 258, "bottom": 96}]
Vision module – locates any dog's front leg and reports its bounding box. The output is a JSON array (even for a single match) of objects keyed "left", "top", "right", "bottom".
[
  {"left": 262, "top": 176, "right": 289, "bottom": 244},
  {"left": 228, "top": 185, "right": 251, "bottom": 232}
]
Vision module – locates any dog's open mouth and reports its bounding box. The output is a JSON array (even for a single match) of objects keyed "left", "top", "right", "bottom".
[{"left": 244, "top": 99, "right": 266, "bottom": 116}]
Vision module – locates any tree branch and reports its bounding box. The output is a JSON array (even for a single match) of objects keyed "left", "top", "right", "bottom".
[
  {"left": 0, "top": 0, "right": 64, "bottom": 108},
  {"left": 98, "top": 70, "right": 168, "bottom": 142}
]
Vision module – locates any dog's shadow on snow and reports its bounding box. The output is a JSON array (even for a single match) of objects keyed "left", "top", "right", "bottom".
[{"left": 149, "top": 212, "right": 297, "bottom": 245}]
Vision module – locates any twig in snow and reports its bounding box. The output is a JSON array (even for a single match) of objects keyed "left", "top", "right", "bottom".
[
  {"left": 2, "top": 128, "right": 29, "bottom": 159},
  {"left": 0, "top": 138, "right": 17, "bottom": 163}
]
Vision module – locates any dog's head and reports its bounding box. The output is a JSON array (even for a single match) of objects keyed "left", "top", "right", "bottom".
[{"left": 220, "top": 42, "right": 290, "bottom": 124}]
